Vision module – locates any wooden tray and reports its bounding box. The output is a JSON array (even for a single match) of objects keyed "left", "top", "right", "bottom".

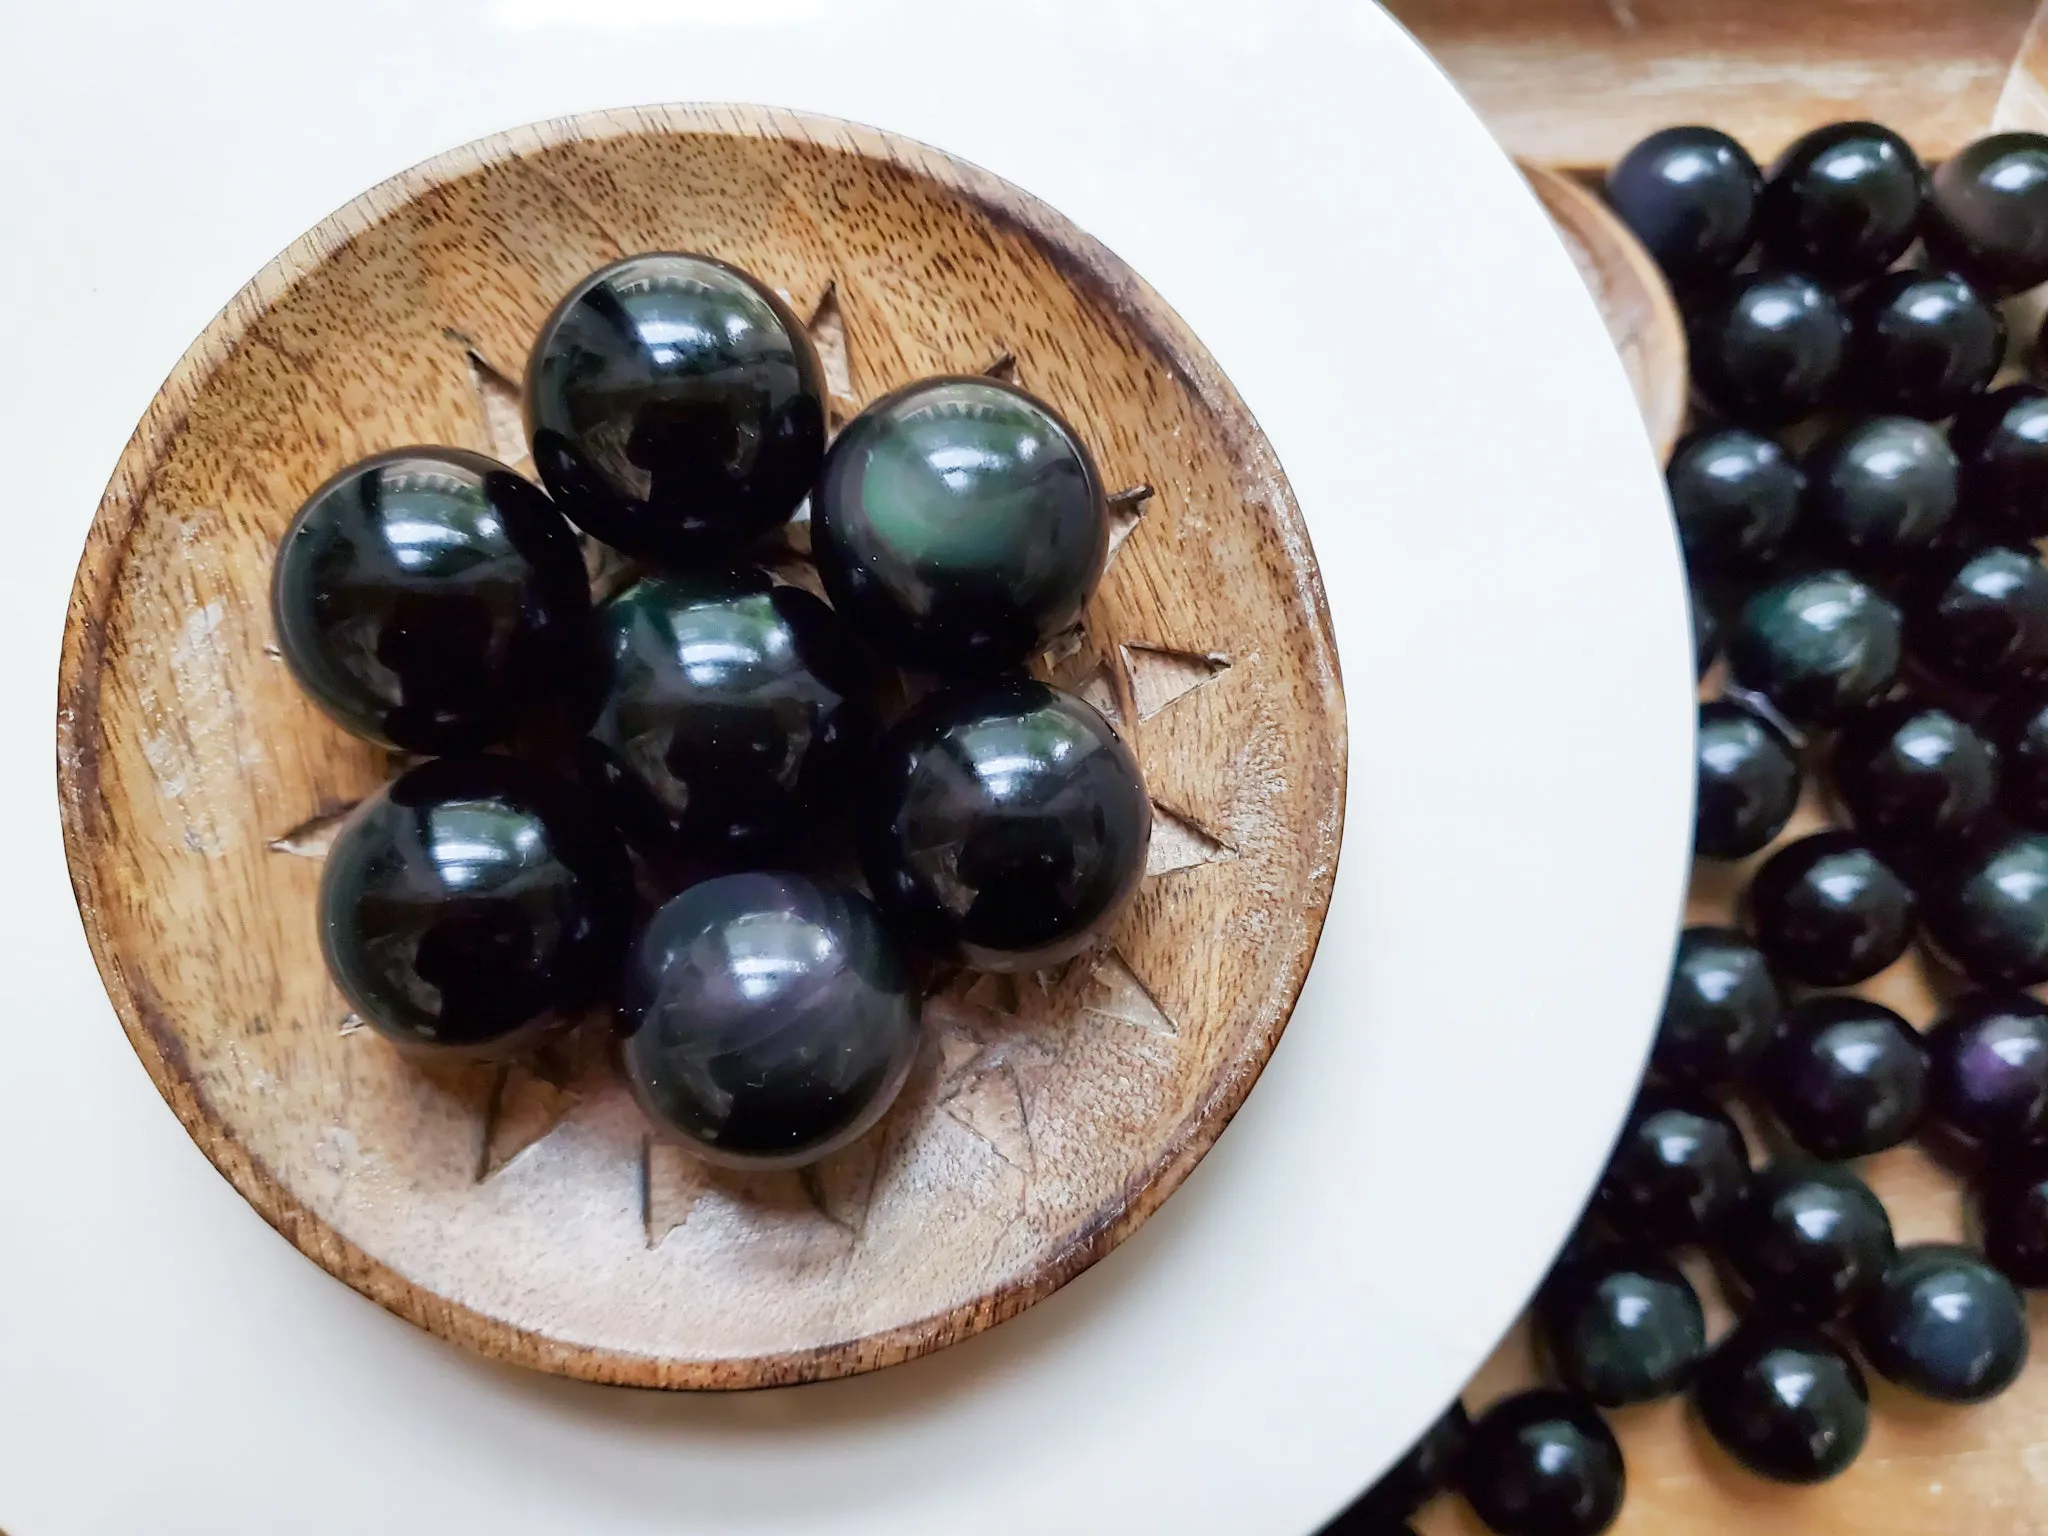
[
  {"left": 54, "top": 105, "right": 1345, "bottom": 1390},
  {"left": 1379, "top": 3, "right": 2048, "bottom": 1530}
]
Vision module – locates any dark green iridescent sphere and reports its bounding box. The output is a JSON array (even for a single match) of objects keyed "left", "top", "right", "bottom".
[
  {"left": 1927, "top": 132, "right": 2048, "bottom": 295},
  {"left": 1688, "top": 271, "right": 1848, "bottom": 426},
  {"left": 1653, "top": 925, "right": 1781, "bottom": 1087},
  {"left": 1666, "top": 427, "right": 1805, "bottom": 574},
  {"left": 1695, "top": 701, "right": 1802, "bottom": 860},
  {"left": 1759, "top": 122, "right": 1927, "bottom": 282},
  {"left": 1924, "top": 828, "right": 2048, "bottom": 987},
  {"left": 1831, "top": 698, "right": 1998, "bottom": 849},
  {"left": 1595, "top": 1090, "right": 1749, "bottom": 1247},
  {"left": 526, "top": 253, "right": 826, "bottom": 561},
  {"left": 1804, "top": 416, "right": 1958, "bottom": 557},
  {"left": 1856, "top": 1244, "right": 2030, "bottom": 1403},
  {"left": 1727, "top": 569, "right": 1902, "bottom": 726},
  {"left": 1455, "top": 1389, "right": 1624, "bottom": 1536},
  {"left": 1849, "top": 271, "right": 2004, "bottom": 420},
  {"left": 1748, "top": 833, "right": 1916, "bottom": 987},
  {"left": 1721, "top": 1161, "right": 1896, "bottom": 1321},
  {"left": 271, "top": 447, "right": 591, "bottom": 754},
  {"left": 1537, "top": 1246, "right": 1706, "bottom": 1406},
  {"left": 813, "top": 377, "right": 1108, "bottom": 674},
  {"left": 584, "top": 567, "right": 873, "bottom": 871},
  {"left": 1905, "top": 544, "right": 2048, "bottom": 694},
  {"left": 860, "top": 677, "right": 1149, "bottom": 971},
  {"left": 1952, "top": 386, "right": 2048, "bottom": 541},
  {"left": 1692, "top": 1320, "right": 1869, "bottom": 1484},
  {"left": 1761, "top": 995, "right": 1928, "bottom": 1158},
  {"left": 319, "top": 756, "right": 632, "bottom": 1055}
]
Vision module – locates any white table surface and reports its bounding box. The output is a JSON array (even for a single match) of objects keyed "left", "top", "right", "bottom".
[{"left": 0, "top": 2, "right": 1693, "bottom": 1531}]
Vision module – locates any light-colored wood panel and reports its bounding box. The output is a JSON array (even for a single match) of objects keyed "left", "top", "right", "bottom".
[{"left": 1390, "top": 0, "right": 2036, "bottom": 165}]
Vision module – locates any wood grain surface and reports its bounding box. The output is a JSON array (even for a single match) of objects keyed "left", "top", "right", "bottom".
[
  {"left": 55, "top": 105, "right": 1345, "bottom": 1389},
  {"left": 1391, "top": 0, "right": 2038, "bottom": 168},
  {"left": 1386, "top": 6, "right": 2048, "bottom": 1530},
  {"left": 1520, "top": 164, "right": 1687, "bottom": 463}
]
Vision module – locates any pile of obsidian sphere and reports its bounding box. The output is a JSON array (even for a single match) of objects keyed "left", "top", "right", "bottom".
[
  {"left": 271, "top": 252, "right": 1151, "bottom": 1171},
  {"left": 1328, "top": 124, "right": 2048, "bottom": 1536}
]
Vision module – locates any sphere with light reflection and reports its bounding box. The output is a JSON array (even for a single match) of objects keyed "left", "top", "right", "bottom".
[
  {"left": 860, "top": 678, "right": 1151, "bottom": 973},
  {"left": 319, "top": 756, "right": 632, "bottom": 1055},
  {"left": 812, "top": 376, "right": 1108, "bottom": 674},
  {"left": 526, "top": 252, "right": 827, "bottom": 562},
  {"left": 619, "top": 872, "right": 921, "bottom": 1169},
  {"left": 271, "top": 447, "right": 591, "bottom": 753}
]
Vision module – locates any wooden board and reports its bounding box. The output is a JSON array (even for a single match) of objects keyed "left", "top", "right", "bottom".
[
  {"left": 1389, "top": 0, "right": 2039, "bottom": 168},
  {"left": 54, "top": 105, "right": 1345, "bottom": 1390},
  {"left": 1375, "top": 4, "right": 2048, "bottom": 1530}
]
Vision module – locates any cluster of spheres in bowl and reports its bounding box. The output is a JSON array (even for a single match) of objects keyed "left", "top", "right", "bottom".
[
  {"left": 1328, "top": 122, "right": 2048, "bottom": 1536},
  {"left": 272, "top": 252, "right": 1151, "bottom": 1171}
]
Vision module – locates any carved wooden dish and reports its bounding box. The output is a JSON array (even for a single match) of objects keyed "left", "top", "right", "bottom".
[
  {"left": 55, "top": 105, "right": 1345, "bottom": 1389},
  {"left": 1519, "top": 163, "right": 1687, "bottom": 465}
]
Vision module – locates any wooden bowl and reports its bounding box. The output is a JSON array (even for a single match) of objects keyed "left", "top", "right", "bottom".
[
  {"left": 55, "top": 105, "right": 1345, "bottom": 1390},
  {"left": 1519, "top": 163, "right": 1687, "bottom": 464}
]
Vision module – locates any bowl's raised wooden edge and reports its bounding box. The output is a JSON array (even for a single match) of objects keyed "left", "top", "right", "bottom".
[
  {"left": 1518, "top": 163, "right": 1688, "bottom": 465},
  {"left": 55, "top": 103, "right": 1347, "bottom": 1389}
]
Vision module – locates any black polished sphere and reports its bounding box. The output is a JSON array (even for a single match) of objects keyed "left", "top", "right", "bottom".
[
  {"left": 585, "top": 568, "right": 873, "bottom": 870},
  {"left": 1689, "top": 272, "right": 1849, "bottom": 426},
  {"left": 1954, "top": 386, "right": 2048, "bottom": 541},
  {"left": 1596, "top": 1090, "right": 1749, "bottom": 1248},
  {"left": 271, "top": 448, "right": 591, "bottom": 753},
  {"left": 618, "top": 872, "right": 920, "bottom": 1169},
  {"left": 526, "top": 253, "right": 826, "bottom": 561},
  {"left": 1320, "top": 1401, "right": 1469, "bottom": 1531},
  {"left": 1805, "top": 417, "right": 1959, "bottom": 557},
  {"left": 1607, "top": 126, "right": 1763, "bottom": 288},
  {"left": 812, "top": 376, "right": 1107, "bottom": 674},
  {"left": 1760, "top": 122, "right": 1928, "bottom": 281},
  {"left": 1926, "top": 992, "right": 2048, "bottom": 1146},
  {"left": 1905, "top": 543, "right": 2048, "bottom": 692},
  {"left": 1695, "top": 701, "right": 1803, "bottom": 861},
  {"left": 1536, "top": 1246, "right": 1706, "bottom": 1406},
  {"left": 1927, "top": 132, "right": 2048, "bottom": 295},
  {"left": 1979, "top": 1150, "right": 2048, "bottom": 1287},
  {"left": 1693, "top": 589, "right": 1720, "bottom": 680},
  {"left": 1666, "top": 428, "right": 1806, "bottom": 574},
  {"left": 1856, "top": 1243, "right": 2030, "bottom": 1402},
  {"left": 1691, "top": 1320, "right": 1869, "bottom": 1483},
  {"left": 319, "top": 756, "right": 631, "bottom": 1054},
  {"left": 1850, "top": 271, "right": 2005, "bottom": 419},
  {"left": 1760, "top": 994, "right": 1928, "bottom": 1158},
  {"left": 1455, "top": 1389, "right": 1624, "bottom": 1536},
  {"left": 1653, "top": 926, "right": 1782, "bottom": 1087},
  {"left": 1748, "top": 832, "right": 1916, "bottom": 986},
  {"left": 1923, "top": 827, "right": 2048, "bottom": 986},
  {"left": 1727, "top": 569, "right": 1901, "bottom": 726},
  {"left": 1720, "top": 1161, "right": 1896, "bottom": 1320},
  {"left": 1987, "top": 687, "right": 2048, "bottom": 827},
  {"left": 1830, "top": 698, "right": 1998, "bottom": 848},
  {"left": 860, "top": 678, "right": 1149, "bottom": 971}
]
